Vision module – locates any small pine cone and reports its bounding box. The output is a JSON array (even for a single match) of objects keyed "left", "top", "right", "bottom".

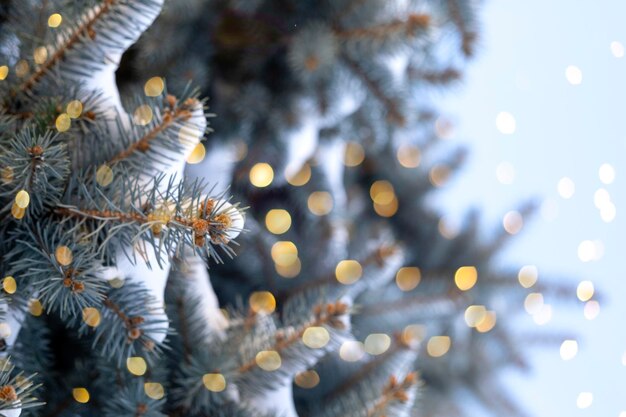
[
  {"left": 128, "top": 328, "right": 142, "bottom": 340},
  {"left": 0, "top": 385, "right": 17, "bottom": 401}
]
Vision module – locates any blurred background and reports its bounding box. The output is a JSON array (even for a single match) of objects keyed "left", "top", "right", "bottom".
[{"left": 435, "top": 1, "right": 626, "bottom": 415}]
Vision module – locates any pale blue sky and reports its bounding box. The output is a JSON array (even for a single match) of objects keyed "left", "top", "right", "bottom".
[{"left": 436, "top": 1, "right": 626, "bottom": 416}]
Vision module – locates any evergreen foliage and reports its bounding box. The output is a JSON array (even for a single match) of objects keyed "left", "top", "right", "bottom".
[{"left": 0, "top": 1, "right": 573, "bottom": 417}]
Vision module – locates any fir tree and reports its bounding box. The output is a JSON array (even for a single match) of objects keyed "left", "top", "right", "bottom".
[{"left": 0, "top": 1, "right": 574, "bottom": 417}]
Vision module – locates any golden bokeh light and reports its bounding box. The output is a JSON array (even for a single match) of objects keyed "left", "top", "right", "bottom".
[
  {"left": 72, "top": 388, "right": 90, "bottom": 403},
  {"left": 369, "top": 180, "right": 395, "bottom": 204},
  {"left": 285, "top": 163, "right": 311, "bottom": 186},
  {"left": 307, "top": 191, "right": 333, "bottom": 216},
  {"left": 56, "top": 113, "right": 71, "bottom": 132},
  {"left": 401, "top": 324, "right": 426, "bottom": 348},
  {"left": 144, "top": 77, "right": 165, "bottom": 97},
  {"left": 55, "top": 245, "right": 73, "bottom": 266},
  {"left": 395, "top": 267, "right": 421, "bottom": 291},
  {"left": 475, "top": 311, "right": 497, "bottom": 333},
  {"left": 275, "top": 257, "right": 301, "bottom": 278},
  {"left": 202, "top": 373, "right": 226, "bottom": 392},
  {"left": 249, "top": 291, "right": 276, "bottom": 314},
  {"left": 295, "top": 370, "right": 320, "bottom": 389},
  {"left": 364, "top": 333, "right": 391, "bottom": 355},
  {"left": 427, "top": 336, "right": 451, "bottom": 357},
  {"left": 48, "top": 13, "right": 63, "bottom": 27},
  {"left": 584, "top": 300, "right": 600, "bottom": 320},
  {"left": 144, "top": 382, "right": 165, "bottom": 400},
  {"left": 0, "top": 66, "right": 8, "bottom": 80},
  {"left": 518, "top": 265, "right": 538, "bottom": 288},
  {"left": 524, "top": 293, "right": 544, "bottom": 315},
  {"left": 29, "top": 299, "right": 43, "bottom": 316},
  {"left": 96, "top": 164, "right": 114, "bottom": 187},
  {"left": 126, "top": 357, "right": 147, "bottom": 376},
  {"left": 339, "top": 341, "right": 365, "bottom": 362},
  {"left": 187, "top": 142, "right": 206, "bottom": 164},
  {"left": 429, "top": 165, "right": 450, "bottom": 187},
  {"left": 255, "top": 350, "right": 282, "bottom": 371},
  {"left": 302, "top": 326, "right": 330, "bottom": 349},
  {"left": 82, "top": 307, "right": 101, "bottom": 327},
  {"left": 2, "top": 276, "right": 16, "bottom": 295},
  {"left": 66, "top": 100, "right": 83, "bottom": 118},
  {"left": 335, "top": 260, "right": 363, "bottom": 285},
  {"left": 133, "top": 104, "right": 153, "bottom": 126},
  {"left": 576, "top": 281, "right": 594, "bottom": 302},
  {"left": 249, "top": 163, "right": 274, "bottom": 187},
  {"left": 464, "top": 305, "right": 487, "bottom": 328},
  {"left": 15, "top": 190, "right": 30, "bottom": 209},
  {"left": 271, "top": 241, "right": 298, "bottom": 267},
  {"left": 454, "top": 266, "right": 477, "bottom": 291},
  {"left": 33, "top": 46, "right": 48, "bottom": 65},
  {"left": 344, "top": 142, "right": 365, "bottom": 167},
  {"left": 265, "top": 209, "right": 292, "bottom": 235},
  {"left": 397, "top": 144, "right": 421, "bottom": 168}
]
